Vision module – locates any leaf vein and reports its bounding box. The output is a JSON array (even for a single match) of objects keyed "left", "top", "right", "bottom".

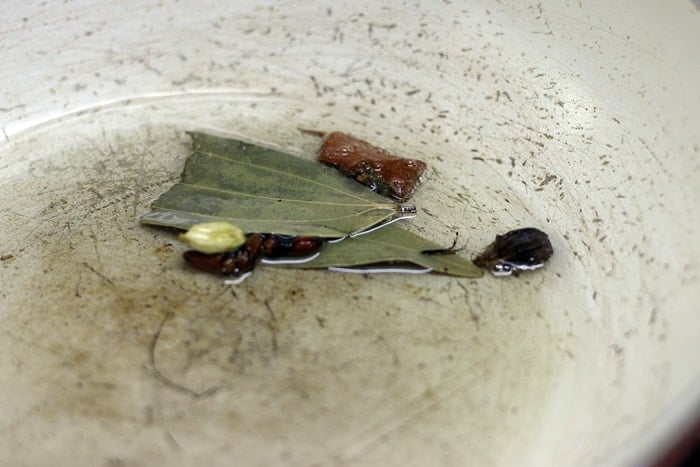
[
  {"left": 198, "top": 149, "right": 379, "bottom": 204},
  {"left": 179, "top": 182, "right": 396, "bottom": 209}
]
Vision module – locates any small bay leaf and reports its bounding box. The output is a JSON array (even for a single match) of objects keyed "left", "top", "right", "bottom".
[
  {"left": 281, "top": 224, "right": 484, "bottom": 278},
  {"left": 140, "top": 132, "right": 406, "bottom": 237}
]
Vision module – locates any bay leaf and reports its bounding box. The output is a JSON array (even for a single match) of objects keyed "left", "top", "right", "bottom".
[
  {"left": 140, "top": 132, "right": 408, "bottom": 237},
  {"left": 279, "top": 224, "right": 484, "bottom": 278}
]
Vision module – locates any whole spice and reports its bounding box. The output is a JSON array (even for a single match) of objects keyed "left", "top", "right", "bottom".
[
  {"left": 473, "top": 228, "right": 553, "bottom": 276},
  {"left": 319, "top": 132, "right": 427, "bottom": 202},
  {"left": 183, "top": 234, "right": 324, "bottom": 276}
]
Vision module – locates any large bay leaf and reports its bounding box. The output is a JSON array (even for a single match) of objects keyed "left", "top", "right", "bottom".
[
  {"left": 283, "top": 224, "right": 484, "bottom": 278},
  {"left": 140, "top": 132, "right": 405, "bottom": 237}
]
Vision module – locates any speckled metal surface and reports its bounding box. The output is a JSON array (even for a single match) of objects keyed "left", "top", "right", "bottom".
[{"left": 1, "top": 1, "right": 699, "bottom": 466}]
